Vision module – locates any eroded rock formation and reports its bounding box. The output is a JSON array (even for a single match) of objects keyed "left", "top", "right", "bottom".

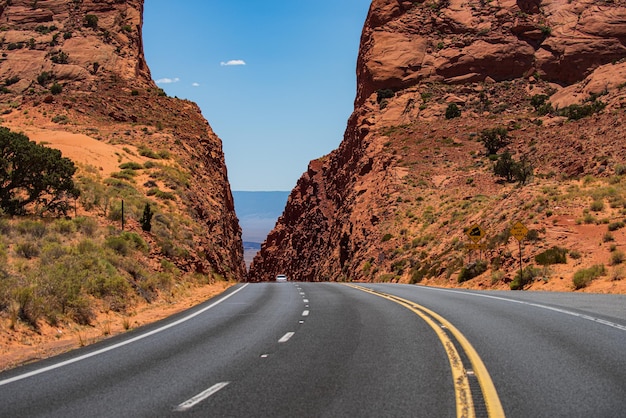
[{"left": 249, "top": 0, "right": 626, "bottom": 287}]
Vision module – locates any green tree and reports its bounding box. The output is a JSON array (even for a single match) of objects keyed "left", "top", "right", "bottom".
[
  {"left": 0, "top": 127, "right": 79, "bottom": 215},
  {"left": 140, "top": 202, "right": 153, "bottom": 232},
  {"left": 480, "top": 127, "right": 509, "bottom": 155},
  {"left": 445, "top": 103, "right": 461, "bottom": 119},
  {"left": 493, "top": 151, "right": 516, "bottom": 182},
  {"left": 84, "top": 14, "right": 98, "bottom": 29}
]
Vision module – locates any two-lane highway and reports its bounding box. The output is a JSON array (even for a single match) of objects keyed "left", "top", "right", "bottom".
[{"left": 1, "top": 282, "right": 624, "bottom": 417}]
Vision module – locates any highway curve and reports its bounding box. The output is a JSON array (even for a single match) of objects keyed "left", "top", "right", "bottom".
[{"left": 0, "top": 282, "right": 624, "bottom": 417}]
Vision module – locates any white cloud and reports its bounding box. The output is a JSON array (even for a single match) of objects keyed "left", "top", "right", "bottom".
[
  {"left": 192, "top": 82, "right": 200, "bottom": 87},
  {"left": 156, "top": 77, "right": 180, "bottom": 84},
  {"left": 220, "top": 59, "right": 246, "bottom": 66}
]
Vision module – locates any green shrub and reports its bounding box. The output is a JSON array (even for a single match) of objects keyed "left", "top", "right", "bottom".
[
  {"left": 608, "top": 221, "right": 624, "bottom": 231},
  {"left": 590, "top": 200, "right": 604, "bottom": 212},
  {"left": 105, "top": 235, "right": 129, "bottom": 255},
  {"left": 37, "top": 71, "right": 53, "bottom": 86},
  {"left": 138, "top": 145, "right": 160, "bottom": 159},
  {"left": 530, "top": 94, "right": 549, "bottom": 111},
  {"left": 535, "top": 246, "right": 567, "bottom": 265},
  {"left": 147, "top": 188, "right": 176, "bottom": 200},
  {"left": 53, "top": 218, "right": 75, "bottom": 234},
  {"left": 445, "top": 103, "right": 461, "bottom": 119},
  {"left": 119, "top": 161, "right": 143, "bottom": 170},
  {"left": 381, "top": 233, "right": 393, "bottom": 242},
  {"left": 610, "top": 251, "right": 625, "bottom": 266},
  {"left": 480, "top": 127, "right": 509, "bottom": 155},
  {"left": 458, "top": 260, "right": 488, "bottom": 283},
  {"left": 16, "top": 220, "right": 47, "bottom": 238},
  {"left": 572, "top": 264, "right": 606, "bottom": 289},
  {"left": 376, "top": 89, "right": 394, "bottom": 104},
  {"left": 510, "top": 266, "right": 542, "bottom": 290},
  {"left": 15, "top": 241, "right": 40, "bottom": 259},
  {"left": 558, "top": 101, "right": 606, "bottom": 120},
  {"left": 84, "top": 14, "right": 98, "bottom": 29}
]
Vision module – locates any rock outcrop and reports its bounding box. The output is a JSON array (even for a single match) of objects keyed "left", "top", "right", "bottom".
[
  {"left": 249, "top": 0, "right": 626, "bottom": 289},
  {"left": 0, "top": 0, "right": 245, "bottom": 280}
]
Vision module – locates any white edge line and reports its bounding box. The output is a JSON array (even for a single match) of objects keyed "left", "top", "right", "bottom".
[
  {"left": 278, "top": 332, "right": 295, "bottom": 343},
  {"left": 0, "top": 284, "right": 250, "bottom": 387},
  {"left": 175, "top": 381, "right": 230, "bottom": 412},
  {"left": 415, "top": 286, "right": 626, "bottom": 332}
]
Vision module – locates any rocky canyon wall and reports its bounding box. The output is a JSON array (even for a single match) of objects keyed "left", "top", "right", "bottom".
[
  {"left": 249, "top": 0, "right": 626, "bottom": 287},
  {"left": 0, "top": 0, "right": 246, "bottom": 280}
]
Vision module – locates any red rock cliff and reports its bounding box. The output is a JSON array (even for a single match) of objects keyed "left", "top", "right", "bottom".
[
  {"left": 249, "top": 0, "right": 626, "bottom": 287},
  {"left": 0, "top": 0, "right": 246, "bottom": 280}
]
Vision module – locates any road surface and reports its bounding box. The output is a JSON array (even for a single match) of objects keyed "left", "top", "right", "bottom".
[{"left": 0, "top": 282, "right": 624, "bottom": 417}]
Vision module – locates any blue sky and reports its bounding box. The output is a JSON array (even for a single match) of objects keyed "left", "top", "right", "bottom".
[{"left": 143, "top": 1, "right": 372, "bottom": 191}]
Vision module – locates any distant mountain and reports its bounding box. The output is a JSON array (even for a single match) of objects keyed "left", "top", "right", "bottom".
[{"left": 233, "top": 191, "right": 290, "bottom": 243}]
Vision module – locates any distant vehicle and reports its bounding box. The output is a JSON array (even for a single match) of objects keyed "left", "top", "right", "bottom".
[{"left": 275, "top": 274, "right": 287, "bottom": 282}]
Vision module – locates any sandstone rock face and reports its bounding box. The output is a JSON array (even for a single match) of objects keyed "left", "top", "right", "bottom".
[
  {"left": 0, "top": 0, "right": 245, "bottom": 280},
  {"left": 0, "top": 0, "right": 151, "bottom": 91},
  {"left": 356, "top": 0, "right": 626, "bottom": 106},
  {"left": 248, "top": 0, "right": 626, "bottom": 284}
]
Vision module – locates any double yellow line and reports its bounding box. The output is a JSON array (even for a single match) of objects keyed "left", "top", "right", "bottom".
[{"left": 346, "top": 284, "right": 505, "bottom": 418}]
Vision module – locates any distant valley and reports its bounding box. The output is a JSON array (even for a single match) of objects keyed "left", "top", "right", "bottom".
[{"left": 233, "top": 191, "right": 290, "bottom": 267}]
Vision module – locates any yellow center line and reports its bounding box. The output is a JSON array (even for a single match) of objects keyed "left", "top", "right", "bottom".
[{"left": 345, "top": 284, "right": 505, "bottom": 418}]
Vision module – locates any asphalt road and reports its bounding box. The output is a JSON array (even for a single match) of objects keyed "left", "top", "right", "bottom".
[{"left": 0, "top": 282, "right": 624, "bottom": 417}]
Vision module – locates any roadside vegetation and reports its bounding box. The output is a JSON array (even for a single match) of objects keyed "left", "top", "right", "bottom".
[{"left": 0, "top": 128, "right": 228, "bottom": 332}]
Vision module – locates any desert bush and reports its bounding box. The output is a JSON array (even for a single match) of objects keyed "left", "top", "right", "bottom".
[
  {"left": 590, "top": 200, "right": 604, "bottom": 212},
  {"left": 16, "top": 219, "right": 47, "bottom": 238},
  {"left": 84, "top": 14, "right": 98, "bottom": 29},
  {"left": 608, "top": 221, "right": 624, "bottom": 231},
  {"left": 73, "top": 216, "right": 99, "bottom": 237},
  {"left": 37, "top": 71, "right": 53, "bottom": 86},
  {"left": 110, "top": 170, "right": 137, "bottom": 181},
  {"left": 610, "top": 250, "right": 625, "bottom": 266},
  {"left": 39, "top": 242, "right": 68, "bottom": 265},
  {"left": 458, "top": 260, "right": 488, "bottom": 283},
  {"left": 558, "top": 101, "right": 606, "bottom": 120},
  {"left": 530, "top": 94, "right": 549, "bottom": 111},
  {"left": 445, "top": 103, "right": 461, "bottom": 119},
  {"left": 535, "top": 246, "right": 567, "bottom": 265},
  {"left": 510, "top": 265, "right": 542, "bottom": 290},
  {"left": 119, "top": 161, "right": 143, "bottom": 170},
  {"left": 53, "top": 218, "right": 75, "bottom": 235},
  {"left": 572, "top": 264, "right": 606, "bottom": 289},
  {"left": 15, "top": 241, "right": 41, "bottom": 259},
  {"left": 105, "top": 235, "right": 130, "bottom": 255},
  {"left": 138, "top": 145, "right": 160, "bottom": 159},
  {"left": 381, "top": 233, "right": 393, "bottom": 242},
  {"left": 569, "top": 250, "right": 582, "bottom": 259},
  {"left": 376, "top": 89, "right": 394, "bottom": 104},
  {"left": 14, "top": 285, "right": 42, "bottom": 328},
  {"left": 480, "top": 127, "right": 509, "bottom": 155}
]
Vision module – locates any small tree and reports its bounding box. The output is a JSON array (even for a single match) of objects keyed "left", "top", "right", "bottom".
[
  {"left": 480, "top": 127, "right": 509, "bottom": 155},
  {"left": 514, "top": 155, "right": 534, "bottom": 185},
  {"left": 493, "top": 151, "right": 516, "bottom": 182},
  {"left": 140, "top": 202, "right": 153, "bottom": 232},
  {"left": 84, "top": 14, "right": 98, "bottom": 29},
  {"left": 0, "top": 127, "right": 78, "bottom": 215},
  {"left": 445, "top": 103, "right": 461, "bottom": 119}
]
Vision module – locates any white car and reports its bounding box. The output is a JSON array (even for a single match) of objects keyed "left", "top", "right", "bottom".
[{"left": 275, "top": 274, "right": 287, "bottom": 282}]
